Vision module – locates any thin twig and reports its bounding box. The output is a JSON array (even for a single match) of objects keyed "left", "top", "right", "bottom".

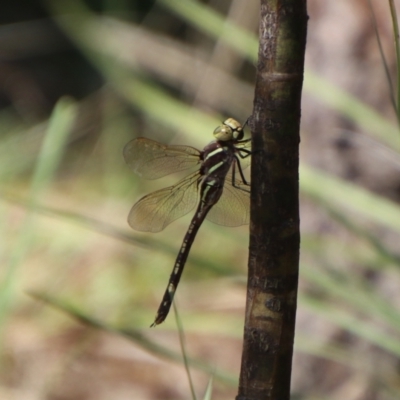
[
  {"left": 367, "top": 0, "right": 398, "bottom": 121},
  {"left": 173, "top": 301, "right": 197, "bottom": 400},
  {"left": 388, "top": 0, "right": 400, "bottom": 124}
]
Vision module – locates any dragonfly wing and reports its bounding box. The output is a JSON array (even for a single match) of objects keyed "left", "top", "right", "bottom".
[
  {"left": 128, "top": 171, "right": 201, "bottom": 232},
  {"left": 206, "top": 174, "right": 250, "bottom": 227},
  {"left": 123, "top": 138, "right": 201, "bottom": 180}
]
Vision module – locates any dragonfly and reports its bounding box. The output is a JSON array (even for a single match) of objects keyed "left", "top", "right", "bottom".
[{"left": 123, "top": 118, "right": 251, "bottom": 326}]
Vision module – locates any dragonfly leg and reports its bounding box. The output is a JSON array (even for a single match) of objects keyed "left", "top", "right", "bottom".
[
  {"left": 242, "top": 116, "right": 253, "bottom": 130},
  {"left": 237, "top": 148, "right": 252, "bottom": 159},
  {"left": 232, "top": 158, "right": 251, "bottom": 192}
]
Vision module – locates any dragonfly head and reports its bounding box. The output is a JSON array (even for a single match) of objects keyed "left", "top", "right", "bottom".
[{"left": 213, "top": 118, "right": 244, "bottom": 141}]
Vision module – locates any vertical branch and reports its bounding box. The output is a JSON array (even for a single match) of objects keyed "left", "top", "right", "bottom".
[
  {"left": 236, "top": 1, "right": 307, "bottom": 400},
  {"left": 388, "top": 0, "right": 400, "bottom": 123}
]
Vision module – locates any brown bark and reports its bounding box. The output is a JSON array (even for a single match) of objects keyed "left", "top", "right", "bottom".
[{"left": 236, "top": 1, "right": 308, "bottom": 399}]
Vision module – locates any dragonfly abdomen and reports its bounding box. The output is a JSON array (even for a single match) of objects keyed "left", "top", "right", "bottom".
[{"left": 151, "top": 193, "right": 217, "bottom": 326}]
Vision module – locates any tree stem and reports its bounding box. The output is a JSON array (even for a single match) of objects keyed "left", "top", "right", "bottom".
[{"left": 236, "top": 1, "right": 308, "bottom": 399}]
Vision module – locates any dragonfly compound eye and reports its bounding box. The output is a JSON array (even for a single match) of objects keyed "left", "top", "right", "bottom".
[
  {"left": 213, "top": 124, "right": 233, "bottom": 141},
  {"left": 224, "top": 118, "right": 243, "bottom": 140}
]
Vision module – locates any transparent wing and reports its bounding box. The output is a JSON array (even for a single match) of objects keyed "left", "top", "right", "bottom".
[
  {"left": 128, "top": 171, "right": 201, "bottom": 232},
  {"left": 206, "top": 170, "right": 250, "bottom": 227},
  {"left": 123, "top": 137, "right": 201, "bottom": 180}
]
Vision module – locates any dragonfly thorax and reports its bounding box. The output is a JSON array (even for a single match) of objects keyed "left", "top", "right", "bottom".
[
  {"left": 201, "top": 141, "right": 235, "bottom": 181},
  {"left": 213, "top": 118, "right": 243, "bottom": 141}
]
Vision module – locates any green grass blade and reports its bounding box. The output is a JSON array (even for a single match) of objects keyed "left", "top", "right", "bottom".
[
  {"left": 0, "top": 98, "right": 77, "bottom": 334},
  {"left": 300, "top": 164, "right": 400, "bottom": 233},
  {"left": 301, "top": 294, "right": 400, "bottom": 357},
  {"left": 202, "top": 377, "right": 213, "bottom": 400},
  {"left": 30, "top": 291, "right": 238, "bottom": 386},
  {"left": 301, "top": 262, "right": 400, "bottom": 334},
  {"left": 29, "top": 98, "right": 77, "bottom": 195},
  {"left": 159, "top": 0, "right": 258, "bottom": 59},
  {"left": 303, "top": 72, "right": 400, "bottom": 150},
  {"left": 173, "top": 300, "right": 197, "bottom": 400}
]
